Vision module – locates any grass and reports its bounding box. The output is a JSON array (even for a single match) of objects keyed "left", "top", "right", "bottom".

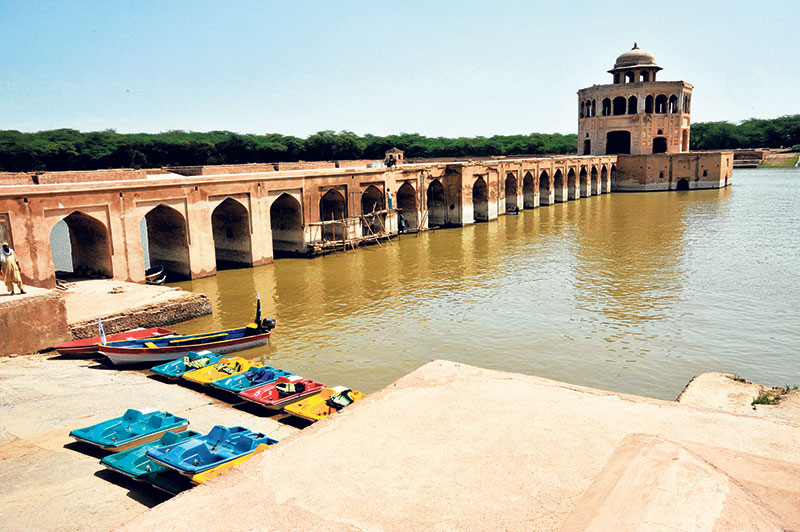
[
  {"left": 751, "top": 385, "right": 797, "bottom": 408},
  {"left": 759, "top": 153, "right": 800, "bottom": 167}
]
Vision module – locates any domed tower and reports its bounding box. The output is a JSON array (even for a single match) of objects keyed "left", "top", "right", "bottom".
[{"left": 577, "top": 44, "right": 692, "bottom": 156}]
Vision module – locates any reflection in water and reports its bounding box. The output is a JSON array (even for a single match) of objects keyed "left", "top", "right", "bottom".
[{"left": 174, "top": 170, "right": 800, "bottom": 400}]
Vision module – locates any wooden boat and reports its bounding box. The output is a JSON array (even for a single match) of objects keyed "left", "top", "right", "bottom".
[
  {"left": 53, "top": 327, "right": 176, "bottom": 357},
  {"left": 284, "top": 386, "right": 366, "bottom": 422},
  {"left": 146, "top": 425, "right": 278, "bottom": 475},
  {"left": 146, "top": 275, "right": 166, "bottom": 286},
  {"left": 210, "top": 365, "right": 293, "bottom": 394},
  {"left": 239, "top": 375, "right": 325, "bottom": 410},
  {"left": 98, "top": 321, "right": 275, "bottom": 366},
  {"left": 100, "top": 429, "right": 201, "bottom": 480},
  {"left": 191, "top": 443, "right": 270, "bottom": 485},
  {"left": 150, "top": 351, "right": 224, "bottom": 379},
  {"left": 145, "top": 265, "right": 164, "bottom": 282},
  {"left": 182, "top": 357, "right": 258, "bottom": 386},
  {"left": 69, "top": 408, "right": 190, "bottom": 452}
]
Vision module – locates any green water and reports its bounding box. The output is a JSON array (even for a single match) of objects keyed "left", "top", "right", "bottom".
[{"left": 173, "top": 169, "right": 800, "bottom": 400}]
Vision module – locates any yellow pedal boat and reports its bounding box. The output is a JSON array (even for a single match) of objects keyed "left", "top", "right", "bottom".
[
  {"left": 191, "top": 443, "right": 271, "bottom": 485},
  {"left": 182, "top": 357, "right": 257, "bottom": 385},
  {"left": 284, "top": 386, "right": 365, "bottom": 422}
]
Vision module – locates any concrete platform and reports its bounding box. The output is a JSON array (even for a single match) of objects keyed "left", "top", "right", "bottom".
[
  {"left": 0, "top": 287, "right": 70, "bottom": 355},
  {"left": 118, "top": 360, "right": 800, "bottom": 532},
  {"left": 0, "top": 354, "right": 300, "bottom": 531}
]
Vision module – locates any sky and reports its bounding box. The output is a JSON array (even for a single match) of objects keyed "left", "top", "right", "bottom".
[{"left": 1, "top": 0, "right": 797, "bottom": 138}]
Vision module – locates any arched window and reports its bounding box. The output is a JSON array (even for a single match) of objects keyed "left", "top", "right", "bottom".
[
  {"left": 602, "top": 98, "right": 611, "bottom": 116},
  {"left": 668, "top": 95, "right": 678, "bottom": 113},
  {"left": 627, "top": 96, "right": 637, "bottom": 114},
  {"left": 580, "top": 101, "right": 584, "bottom": 118},
  {"left": 614, "top": 73, "right": 621, "bottom": 84},
  {"left": 684, "top": 95, "right": 691, "bottom": 114},
  {"left": 645, "top": 95, "right": 654, "bottom": 113},
  {"left": 591, "top": 99, "right": 596, "bottom": 116},
  {"left": 640, "top": 71, "right": 649, "bottom": 82},
  {"left": 655, "top": 94, "right": 667, "bottom": 114},
  {"left": 583, "top": 139, "right": 591, "bottom": 155},
  {"left": 625, "top": 71, "right": 635, "bottom": 83},
  {"left": 612, "top": 96, "right": 626, "bottom": 115}
]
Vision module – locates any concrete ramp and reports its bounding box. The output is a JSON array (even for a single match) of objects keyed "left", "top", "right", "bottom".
[
  {"left": 558, "top": 434, "right": 792, "bottom": 531},
  {"left": 117, "top": 360, "right": 800, "bottom": 532}
]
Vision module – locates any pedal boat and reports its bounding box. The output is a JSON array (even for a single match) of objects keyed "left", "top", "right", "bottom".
[
  {"left": 238, "top": 375, "right": 325, "bottom": 410},
  {"left": 53, "top": 327, "right": 176, "bottom": 357},
  {"left": 210, "top": 366, "right": 293, "bottom": 394},
  {"left": 97, "top": 319, "right": 275, "bottom": 366},
  {"left": 284, "top": 386, "right": 366, "bottom": 422},
  {"left": 150, "top": 351, "right": 223, "bottom": 379},
  {"left": 182, "top": 357, "right": 257, "bottom": 385},
  {"left": 146, "top": 425, "right": 278, "bottom": 475},
  {"left": 100, "top": 429, "right": 201, "bottom": 480},
  {"left": 191, "top": 443, "right": 270, "bottom": 485},
  {"left": 69, "top": 408, "right": 190, "bottom": 452},
  {"left": 146, "top": 469, "right": 195, "bottom": 495}
]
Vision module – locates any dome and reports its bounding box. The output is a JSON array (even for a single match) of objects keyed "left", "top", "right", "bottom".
[{"left": 611, "top": 43, "right": 659, "bottom": 70}]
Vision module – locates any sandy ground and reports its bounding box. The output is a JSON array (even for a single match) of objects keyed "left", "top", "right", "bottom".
[
  {"left": 678, "top": 372, "right": 800, "bottom": 423},
  {"left": 58, "top": 279, "right": 201, "bottom": 325},
  {"left": 0, "top": 353, "right": 301, "bottom": 532},
  {"left": 118, "top": 361, "right": 800, "bottom": 532}
]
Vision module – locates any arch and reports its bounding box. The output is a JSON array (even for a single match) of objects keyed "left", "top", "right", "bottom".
[
  {"left": 361, "top": 185, "right": 385, "bottom": 235},
  {"left": 645, "top": 95, "right": 654, "bottom": 114},
  {"left": 591, "top": 99, "right": 596, "bottom": 116},
  {"left": 426, "top": 179, "right": 446, "bottom": 227},
  {"left": 611, "top": 164, "right": 617, "bottom": 190},
  {"left": 579, "top": 167, "right": 589, "bottom": 197},
  {"left": 612, "top": 96, "right": 626, "bottom": 116},
  {"left": 655, "top": 94, "right": 667, "bottom": 113},
  {"left": 504, "top": 173, "right": 518, "bottom": 213},
  {"left": 211, "top": 198, "right": 252, "bottom": 269},
  {"left": 652, "top": 137, "right": 668, "bottom": 153},
  {"left": 49, "top": 211, "right": 113, "bottom": 280},
  {"left": 472, "top": 177, "right": 488, "bottom": 222},
  {"left": 681, "top": 129, "right": 689, "bottom": 152},
  {"left": 396, "top": 182, "right": 418, "bottom": 232},
  {"left": 522, "top": 172, "right": 535, "bottom": 209},
  {"left": 567, "top": 168, "right": 578, "bottom": 200},
  {"left": 583, "top": 139, "right": 591, "bottom": 155},
  {"left": 553, "top": 169, "right": 565, "bottom": 202},
  {"left": 606, "top": 131, "right": 631, "bottom": 155},
  {"left": 668, "top": 94, "right": 678, "bottom": 113},
  {"left": 684, "top": 95, "right": 691, "bottom": 114},
  {"left": 625, "top": 71, "right": 635, "bottom": 83},
  {"left": 539, "top": 170, "right": 551, "bottom": 206},
  {"left": 601, "top": 98, "right": 611, "bottom": 116},
  {"left": 142, "top": 204, "right": 190, "bottom": 280},
  {"left": 591, "top": 166, "right": 599, "bottom": 195},
  {"left": 640, "top": 71, "right": 650, "bottom": 82},
  {"left": 627, "top": 95, "right": 637, "bottom": 114},
  {"left": 270, "top": 193, "right": 304, "bottom": 255},
  {"left": 676, "top": 178, "right": 690, "bottom": 191},
  {"left": 600, "top": 165, "right": 609, "bottom": 193},
  {"left": 319, "top": 188, "right": 346, "bottom": 240}
]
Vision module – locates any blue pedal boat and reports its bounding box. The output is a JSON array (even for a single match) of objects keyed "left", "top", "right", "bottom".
[
  {"left": 210, "top": 366, "right": 294, "bottom": 394},
  {"left": 146, "top": 425, "right": 278, "bottom": 475},
  {"left": 146, "top": 469, "right": 195, "bottom": 495},
  {"left": 69, "top": 408, "right": 190, "bottom": 452},
  {"left": 100, "top": 429, "right": 201, "bottom": 480},
  {"left": 150, "top": 351, "right": 223, "bottom": 380}
]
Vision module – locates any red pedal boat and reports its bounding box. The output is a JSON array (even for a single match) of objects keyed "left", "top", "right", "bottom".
[
  {"left": 239, "top": 375, "right": 325, "bottom": 410},
  {"left": 53, "top": 327, "right": 176, "bottom": 357}
]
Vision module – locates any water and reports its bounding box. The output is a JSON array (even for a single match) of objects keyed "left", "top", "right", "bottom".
[{"left": 172, "top": 169, "right": 800, "bottom": 400}]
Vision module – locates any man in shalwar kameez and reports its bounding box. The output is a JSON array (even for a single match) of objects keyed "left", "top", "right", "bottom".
[{"left": 0, "top": 242, "right": 25, "bottom": 294}]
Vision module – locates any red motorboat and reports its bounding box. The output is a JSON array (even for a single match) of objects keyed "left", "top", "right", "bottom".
[
  {"left": 54, "top": 327, "right": 176, "bottom": 357},
  {"left": 239, "top": 375, "right": 325, "bottom": 410}
]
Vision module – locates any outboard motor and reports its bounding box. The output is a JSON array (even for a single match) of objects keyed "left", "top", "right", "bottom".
[{"left": 261, "top": 318, "right": 276, "bottom": 332}]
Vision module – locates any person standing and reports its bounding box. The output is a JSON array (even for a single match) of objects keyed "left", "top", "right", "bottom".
[{"left": 0, "top": 242, "right": 25, "bottom": 295}]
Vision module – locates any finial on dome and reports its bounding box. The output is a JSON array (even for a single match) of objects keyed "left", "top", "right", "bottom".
[{"left": 633, "top": 42, "right": 638, "bottom": 49}]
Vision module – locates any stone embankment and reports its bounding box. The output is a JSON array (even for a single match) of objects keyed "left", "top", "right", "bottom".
[
  {"left": 61, "top": 280, "right": 212, "bottom": 339},
  {"left": 0, "top": 280, "right": 211, "bottom": 355}
]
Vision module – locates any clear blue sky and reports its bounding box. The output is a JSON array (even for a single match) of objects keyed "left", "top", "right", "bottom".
[{"left": 1, "top": 0, "right": 797, "bottom": 137}]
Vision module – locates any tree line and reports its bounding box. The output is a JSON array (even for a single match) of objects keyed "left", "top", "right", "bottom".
[
  {"left": 1, "top": 114, "right": 798, "bottom": 172},
  {"left": 0, "top": 129, "right": 577, "bottom": 172}
]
